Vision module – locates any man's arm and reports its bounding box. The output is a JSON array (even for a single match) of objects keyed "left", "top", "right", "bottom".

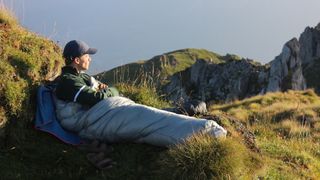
[{"left": 56, "top": 76, "right": 106, "bottom": 107}]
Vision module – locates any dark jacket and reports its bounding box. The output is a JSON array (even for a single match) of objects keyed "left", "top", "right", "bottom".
[{"left": 55, "top": 66, "right": 113, "bottom": 107}]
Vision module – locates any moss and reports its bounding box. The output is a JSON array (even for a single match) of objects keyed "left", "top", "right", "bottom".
[
  {"left": 4, "top": 80, "right": 27, "bottom": 116},
  {"left": 0, "top": 8, "right": 64, "bottom": 144}
]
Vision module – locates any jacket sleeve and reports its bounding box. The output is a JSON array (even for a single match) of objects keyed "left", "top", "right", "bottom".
[
  {"left": 76, "top": 84, "right": 106, "bottom": 107},
  {"left": 56, "top": 76, "right": 106, "bottom": 107}
]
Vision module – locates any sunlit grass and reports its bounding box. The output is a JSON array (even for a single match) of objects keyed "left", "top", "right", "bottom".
[
  {"left": 116, "top": 82, "right": 171, "bottom": 109},
  {"left": 209, "top": 89, "right": 320, "bottom": 178},
  {"left": 157, "top": 134, "right": 262, "bottom": 180}
]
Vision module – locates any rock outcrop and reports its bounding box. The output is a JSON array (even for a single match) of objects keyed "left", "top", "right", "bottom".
[
  {"left": 95, "top": 22, "right": 320, "bottom": 103},
  {"left": 164, "top": 23, "right": 320, "bottom": 103},
  {"left": 299, "top": 23, "right": 320, "bottom": 93},
  {"left": 266, "top": 38, "right": 306, "bottom": 92},
  {"left": 164, "top": 58, "right": 269, "bottom": 102},
  {"left": 299, "top": 23, "right": 320, "bottom": 66}
]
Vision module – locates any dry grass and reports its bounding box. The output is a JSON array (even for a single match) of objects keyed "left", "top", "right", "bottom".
[
  {"left": 280, "top": 119, "right": 311, "bottom": 138},
  {"left": 209, "top": 89, "right": 320, "bottom": 178}
]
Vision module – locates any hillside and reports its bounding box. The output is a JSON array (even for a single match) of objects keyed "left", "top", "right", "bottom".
[
  {"left": 95, "top": 48, "right": 225, "bottom": 86},
  {"left": 0, "top": 7, "right": 320, "bottom": 179},
  {"left": 0, "top": 7, "right": 63, "bottom": 144},
  {"left": 97, "top": 23, "right": 320, "bottom": 106},
  {"left": 210, "top": 89, "right": 320, "bottom": 178}
]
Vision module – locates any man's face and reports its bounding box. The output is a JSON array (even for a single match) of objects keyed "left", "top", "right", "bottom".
[{"left": 76, "top": 54, "right": 91, "bottom": 71}]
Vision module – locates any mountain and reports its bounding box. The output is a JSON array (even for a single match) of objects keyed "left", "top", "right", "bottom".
[
  {"left": 300, "top": 23, "right": 320, "bottom": 92},
  {"left": 95, "top": 48, "right": 225, "bottom": 86},
  {"left": 163, "top": 23, "right": 320, "bottom": 103},
  {"left": 96, "top": 24, "right": 320, "bottom": 102},
  {"left": 97, "top": 23, "right": 320, "bottom": 104}
]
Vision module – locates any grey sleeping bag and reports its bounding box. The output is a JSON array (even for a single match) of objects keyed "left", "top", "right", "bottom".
[{"left": 55, "top": 96, "right": 227, "bottom": 147}]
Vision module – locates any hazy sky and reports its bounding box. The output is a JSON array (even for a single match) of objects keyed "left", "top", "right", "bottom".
[{"left": 3, "top": 0, "right": 320, "bottom": 74}]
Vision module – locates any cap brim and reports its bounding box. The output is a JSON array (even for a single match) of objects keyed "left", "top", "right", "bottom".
[{"left": 86, "top": 48, "right": 97, "bottom": 55}]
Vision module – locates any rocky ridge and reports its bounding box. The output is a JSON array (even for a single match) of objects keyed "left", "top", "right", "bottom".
[{"left": 163, "top": 23, "right": 320, "bottom": 103}]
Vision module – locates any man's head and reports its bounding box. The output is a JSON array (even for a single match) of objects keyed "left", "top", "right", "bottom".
[{"left": 63, "top": 40, "right": 97, "bottom": 71}]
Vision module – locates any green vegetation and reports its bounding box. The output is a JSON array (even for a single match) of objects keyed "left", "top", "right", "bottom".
[
  {"left": 116, "top": 83, "right": 171, "bottom": 109},
  {"left": 158, "top": 134, "right": 261, "bottom": 180},
  {"left": 0, "top": 6, "right": 63, "bottom": 146},
  {"left": 1, "top": 7, "right": 320, "bottom": 180}
]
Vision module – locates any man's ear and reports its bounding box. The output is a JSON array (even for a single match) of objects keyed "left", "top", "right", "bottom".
[{"left": 73, "top": 57, "right": 81, "bottom": 64}]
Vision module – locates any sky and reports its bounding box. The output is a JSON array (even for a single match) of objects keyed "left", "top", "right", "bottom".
[{"left": 3, "top": 0, "right": 320, "bottom": 74}]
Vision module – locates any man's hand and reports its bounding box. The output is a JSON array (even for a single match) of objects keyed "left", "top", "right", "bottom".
[{"left": 98, "top": 83, "right": 108, "bottom": 90}]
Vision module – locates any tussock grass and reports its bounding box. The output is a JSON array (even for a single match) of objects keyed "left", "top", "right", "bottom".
[{"left": 157, "top": 134, "right": 261, "bottom": 180}]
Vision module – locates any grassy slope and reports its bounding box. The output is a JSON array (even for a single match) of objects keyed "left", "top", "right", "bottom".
[
  {"left": 210, "top": 89, "right": 320, "bottom": 178},
  {"left": 1, "top": 8, "right": 319, "bottom": 180},
  {"left": 95, "top": 48, "right": 225, "bottom": 86},
  {"left": 0, "top": 7, "right": 63, "bottom": 144}
]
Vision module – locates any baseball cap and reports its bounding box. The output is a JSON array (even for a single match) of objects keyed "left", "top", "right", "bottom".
[{"left": 63, "top": 40, "right": 97, "bottom": 60}]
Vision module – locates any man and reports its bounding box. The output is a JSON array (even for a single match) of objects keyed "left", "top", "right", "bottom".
[
  {"left": 54, "top": 40, "right": 118, "bottom": 169},
  {"left": 54, "top": 40, "right": 227, "bottom": 159},
  {"left": 55, "top": 40, "right": 118, "bottom": 107}
]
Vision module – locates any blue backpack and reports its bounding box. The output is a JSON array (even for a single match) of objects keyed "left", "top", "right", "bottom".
[{"left": 35, "top": 84, "right": 82, "bottom": 145}]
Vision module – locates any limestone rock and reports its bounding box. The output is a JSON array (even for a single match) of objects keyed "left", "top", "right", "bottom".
[
  {"left": 266, "top": 38, "right": 306, "bottom": 92},
  {"left": 163, "top": 23, "right": 320, "bottom": 103},
  {"left": 164, "top": 58, "right": 268, "bottom": 102},
  {"left": 299, "top": 23, "right": 320, "bottom": 66}
]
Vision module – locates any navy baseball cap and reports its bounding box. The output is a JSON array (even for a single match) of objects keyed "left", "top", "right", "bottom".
[{"left": 63, "top": 40, "right": 97, "bottom": 60}]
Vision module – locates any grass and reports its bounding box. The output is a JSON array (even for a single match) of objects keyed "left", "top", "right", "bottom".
[
  {"left": 0, "top": 3, "right": 18, "bottom": 26},
  {"left": 157, "top": 134, "right": 262, "bottom": 180},
  {"left": 0, "top": 6, "right": 63, "bottom": 146},
  {"left": 116, "top": 83, "right": 171, "bottom": 109},
  {"left": 210, "top": 89, "right": 320, "bottom": 178}
]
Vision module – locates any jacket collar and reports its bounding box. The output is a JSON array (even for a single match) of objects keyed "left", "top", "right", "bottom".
[{"left": 61, "top": 66, "right": 79, "bottom": 75}]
